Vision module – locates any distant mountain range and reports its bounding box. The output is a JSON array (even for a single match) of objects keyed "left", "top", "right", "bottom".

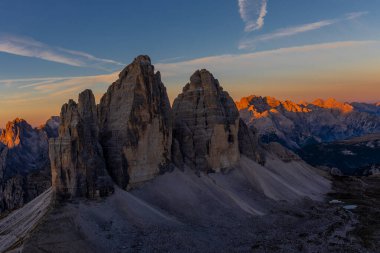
[
  {"left": 237, "top": 96, "right": 380, "bottom": 149},
  {"left": 0, "top": 117, "right": 59, "bottom": 214}
]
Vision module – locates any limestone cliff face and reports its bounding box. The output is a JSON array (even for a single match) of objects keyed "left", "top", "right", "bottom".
[
  {"left": 50, "top": 90, "right": 113, "bottom": 199},
  {"left": 172, "top": 69, "right": 240, "bottom": 172},
  {"left": 41, "top": 116, "right": 60, "bottom": 138},
  {"left": 98, "top": 55, "right": 172, "bottom": 189}
]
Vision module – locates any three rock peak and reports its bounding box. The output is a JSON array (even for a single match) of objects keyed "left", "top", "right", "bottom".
[{"left": 50, "top": 55, "right": 263, "bottom": 200}]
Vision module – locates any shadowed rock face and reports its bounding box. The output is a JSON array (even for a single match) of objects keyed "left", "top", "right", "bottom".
[
  {"left": 98, "top": 55, "right": 172, "bottom": 189},
  {"left": 238, "top": 119, "right": 265, "bottom": 165},
  {"left": 50, "top": 90, "right": 113, "bottom": 199},
  {"left": 172, "top": 69, "right": 240, "bottom": 172},
  {"left": 41, "top": 116, "right": 60, "bottom": 138}
]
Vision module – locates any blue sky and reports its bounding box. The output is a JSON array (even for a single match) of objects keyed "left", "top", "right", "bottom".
[{"left": 0, "top": 0, "right": 380, "bottom": 126}]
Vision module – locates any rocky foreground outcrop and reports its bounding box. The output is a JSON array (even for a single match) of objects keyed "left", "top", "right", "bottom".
[
  {"left": 0, "top": 118, "right": 58, "bottom": 214},
  {"left": 98, "top": 55, "right": 172, "bottom": 189},
  {"left": 172, "top": 69, "right": 240, "bottom": 172},
  {"left": 50, "top": 90, "right": 113, "bottom": 199}
]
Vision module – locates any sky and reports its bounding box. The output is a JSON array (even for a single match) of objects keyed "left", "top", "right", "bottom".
[{"left": 0, "top": 0, "right": 380, "bottom": 127}]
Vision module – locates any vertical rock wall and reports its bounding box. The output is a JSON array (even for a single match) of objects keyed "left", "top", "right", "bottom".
[
  {"left": 50, "top": 90, "right": 113, "bottom": 199},
  {"left": 98, "top": 55, "right": 172, "bottom": 189},
  {"left": 172, "top": 69, "right": 240, "bottom": 172}
]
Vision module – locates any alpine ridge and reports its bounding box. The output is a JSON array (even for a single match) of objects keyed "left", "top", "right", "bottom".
[
  {"left": 237, "top": 95, "right": 380, "bottom": 149},
  {"left": 0, "top": 117, "right": 58, "bottom": 214}
]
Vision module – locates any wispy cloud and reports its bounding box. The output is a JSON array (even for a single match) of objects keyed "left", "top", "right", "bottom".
[
  {"left": 0, "top": 72, "right": 118, "bottom": 106},
  {"left": 238, "top": 0, "right": 268, "bottom": 32},
  {"left": 158, "top": 40, "right": 377, "bottom": 72},
  {"left": 1, "top": 40, "right": 376, "bottom": 98},
  {"left": 0, "top": 34, "right": 124, "bottom": 69},
  {"left": 157, "top": 56, "right": 186, "bottom": 63},
  {"left": 1, "top": 39, "right": 378, "bottom": 126},
  {"left": 345, "top": 11, "right": 368, "bottom": 20},
  {"left": 239, "top": 11, "right": 368, "bottom": 50},
  {"left": 3, "top": 40, "right": 368, "bottom": 99}
]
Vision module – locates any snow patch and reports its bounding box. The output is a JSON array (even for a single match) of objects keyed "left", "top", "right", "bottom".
[{"left": 341, "top": 150, "right": 356, "bottom": 156}]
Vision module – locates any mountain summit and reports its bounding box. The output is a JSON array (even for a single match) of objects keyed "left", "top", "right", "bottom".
[
  {"left": 311, "top": 98, "right": 353, "bottom": 113},
  {"left": 172, "top": 69, "right": 240, "bottom": 172},
  {"left": 237, "top": 95, "right": 380, "bottom": 149},
  {"left": 98, "top": 55, "right": 172, "bottom": 189},
  {"left": 0, "top": 118, "right": 33, "bottom": 148},
  {"left": 49, "top": 60, "right": 266, "bottom": 197},
  {"left": 0, "top": 118, "right": 58, "bottom": 213},
  {"left": 49, "top": 90, "right": 114, "bottom": 199}
]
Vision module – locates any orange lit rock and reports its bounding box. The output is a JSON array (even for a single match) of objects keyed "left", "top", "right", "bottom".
[
  {"left": 0, "top": 118, "right": 56, "bottom": 213},
  {"left": 237, "top": 95, "right": 380, "bottom": 149},
  {"left": 311, "top": 98, "right": 353, "bottom": 113}
]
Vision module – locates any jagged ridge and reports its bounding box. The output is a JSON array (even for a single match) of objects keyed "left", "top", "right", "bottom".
[
  {"left": 237, "top": 95, "right": 380, "bottom": 149},
  {"left": 0, "top": 117, "right": 59, "bottom": 214}
]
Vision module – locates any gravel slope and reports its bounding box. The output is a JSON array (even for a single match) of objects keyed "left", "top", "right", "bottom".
[{"left": 0, "top": 188, "right": 52, "bottom": 253}]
